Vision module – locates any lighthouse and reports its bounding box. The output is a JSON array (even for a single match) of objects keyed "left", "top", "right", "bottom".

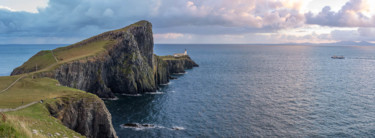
[{"left": 173, "top": 49, "right": 188, "bottom": 57}]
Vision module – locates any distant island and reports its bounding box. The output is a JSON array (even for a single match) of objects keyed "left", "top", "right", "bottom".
[
  {"left": 252, "top": 41, "right": 375, "bottom": 46},
  {"left": 0, "top": 21, "right": 198, "bottom": 137}
]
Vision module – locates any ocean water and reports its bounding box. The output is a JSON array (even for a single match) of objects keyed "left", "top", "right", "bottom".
[
  {"left": 107, "top": 44, "right": 375, "bottom": 137},
  {"left": 1, "top": 44, "right": 375, "bottom": 137}
]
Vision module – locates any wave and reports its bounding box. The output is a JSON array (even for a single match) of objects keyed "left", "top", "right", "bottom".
[
  {"left": 102, "top": 96, "right": 119, "bottom": 101},
  {"left": 120, "top": 123, "right": 165, "bottom": 131},
  {"left": 145, "top": 91, "right": 164, "bottom": 95},
  {"left": 171, "top": 126, "right": 185, "bottom": 130},
  {"left": 160, "top": 82, "right": 172, "bottom": 85},
  {"left": 122, "top": 94, "right": 142, "bottom": 97},
  {"left": 120, "top": 123, "right": 185, "bottom": 131},
  {"left": 173, "top": 72, "right": 187, "bottom": 75}
]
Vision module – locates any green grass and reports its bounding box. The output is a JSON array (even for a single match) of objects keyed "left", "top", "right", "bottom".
[
  {"left": 0, "top": 20, "right": 152, "bottom": 137},
  {"left": 0, "top": 76, "right": 19, "bottom": 90},
  {"left": 13, "top": 20, "right": 152, "bottom": 75},
  {"left": 13, "top": 51, "right": 57, "bottom": 74},
  {"left": 2, "top": 102, "right": 84, "bottom": 138},
  {"left": 13, "top": 21, "right": 148, "bottom": 75},
  {"left": 159, "top": 55, "right": 190, "bottom": 61},
  {"left": 0, "top": 76, "right": 85, "bottom": 109},
  {"left": 112, "top": 20, "right": 150, "bottom": 33},
  {"left": 0, "top": 76, "right": 91, "bottom": 137},
  {"left": 54, "top": 39, "right": 115, "bottom": 63}
]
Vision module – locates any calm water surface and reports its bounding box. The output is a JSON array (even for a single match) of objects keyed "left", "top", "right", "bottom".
[{"left": 1, "top": 44, "right": 375, "bottom": 137}]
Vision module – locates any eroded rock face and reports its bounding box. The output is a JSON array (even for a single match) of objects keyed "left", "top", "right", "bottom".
[
  {"left": 164, "top": 56, "right": 199, "bottom": 74},
  {"left": 51, "top": 21, "right": 198, "bottom": 98},
  {"left": 46, "top": 95, "right": 118, "bottom": 138},
  {"left": 12, "top": 21, "right": 199, "bottom": 98},
  {"left": 54, "top": 21, "right": 157, "bottom": 97}
]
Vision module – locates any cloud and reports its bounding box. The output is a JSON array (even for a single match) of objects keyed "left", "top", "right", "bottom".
[
  {"left": 154, "top": 33, "right": 185, "bottom": 39},
  {"left": 152, "top": 0, "right": 305, "bottom": 30},
  {"left": 0, "top": 0, "right": 374, "bottom": 44},
  {"left": 306, "top": 0, "right": 375, "bottom": 27},
  {"left": 0, "top": 0, "right": 306, "bottom": 39},
  {"left": 0, "top": 5, "right": 16, "bottom": 12},
  {"left": 0, "top": 0, "right": 48, "bottom": 13},
  {"left": 358, "top": 27, "right": 375, "bottom": 37},
  {"left": 328, "top": 28, "right": 375, "bottom": 41}
]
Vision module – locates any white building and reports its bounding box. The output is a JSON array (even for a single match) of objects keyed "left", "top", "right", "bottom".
[{"left": 173, "top": 49, "right": 187, "bottom": 57}]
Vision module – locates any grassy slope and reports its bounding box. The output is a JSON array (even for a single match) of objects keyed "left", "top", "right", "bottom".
[
  {"left": 0, "top": 21, "right": 151, "bottom": 137},
  {"left": 0, "top": 76, "right": 19, "bottom": 91},
  {"left": 53, "top": 40, "right": 114, "bottom": 63},
  {"left": 13, "top": 51, "right": 57, "bottom": 73},
  {"left": 14, "top": 21, "right": 150, "bottom": 74},
  {"left": 0, "top": 76, "right": 93, "bottom": 137},
  {"left": 159, "top": 55, "right": 190, "bottom": 61},
  {"left": 2, "top": 102, "right": 85, "bottom": 138},
  {"left": 0, "top": 76, "right": 82, "bottom": 108}
]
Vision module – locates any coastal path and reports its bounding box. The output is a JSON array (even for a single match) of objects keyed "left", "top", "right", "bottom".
[
  {"left": 0, "top": 102, "right": 38, "bottom": 112},
  {"left": 0, "top": 75, "right": 26, "bottom": 94}
]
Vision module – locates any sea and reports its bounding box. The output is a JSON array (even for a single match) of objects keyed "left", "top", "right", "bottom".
[{"left": 1, "top": 44, "right": 375, "bottom": 137}]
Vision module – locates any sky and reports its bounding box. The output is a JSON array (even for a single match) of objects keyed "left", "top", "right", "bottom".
[{"left": 0, "top": 0, "right": 375, "bottom": 44}]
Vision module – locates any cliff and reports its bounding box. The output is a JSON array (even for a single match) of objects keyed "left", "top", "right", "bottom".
[
  {"left": 11, "top": 20, "right": 199, "bottom": 98},
  {"left": 46, "top": 94, "right": 117, "bottom": 138},
  {"left": 0, "top": 76, "right": 117, "bottom": 138},
  {"left": 159, "top": 55, "right": 199, "bottom": 74}
]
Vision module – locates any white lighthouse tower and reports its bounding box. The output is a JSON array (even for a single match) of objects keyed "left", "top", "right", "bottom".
[{"left": 184, "top": 49, "right": 187, "bottom": 55}]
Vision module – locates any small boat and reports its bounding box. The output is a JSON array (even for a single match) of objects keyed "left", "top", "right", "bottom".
[{"left": 331, "top": 55, "right": 345, "bottom": 59}]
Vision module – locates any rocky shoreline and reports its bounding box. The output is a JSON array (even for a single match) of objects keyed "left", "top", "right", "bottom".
[{"left": 10, "top": 21, "right": 198, "bottom": 138}]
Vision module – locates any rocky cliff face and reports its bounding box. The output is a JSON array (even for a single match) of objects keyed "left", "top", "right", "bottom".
[
  {"left": 12, "top": 21, "right": 198, "bottom": 99},
  {"left": 154, "top": 55, "right": 170, "bottom": 85},
  {"left": 10, "top": 20, "right": 198, "bottom": 138},
  {"left": 53, "top": 21, "right": 157, "bottom": 98},
  {"left": 163, "top": 56, "right": 199, "bottom": 74},
  {"left": 46, "top": 94, "right": 117, "bottom": 138}
]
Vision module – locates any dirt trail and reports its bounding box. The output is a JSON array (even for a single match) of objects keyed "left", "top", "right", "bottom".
[
  {"left": 0, "top": 75, "right": 25, "bottom": 94},
  {"left": 51, "top": 50, "right": 58, "bottom": 62},
  {"left": 0, "top": 101, "right": 38, "bottom": 112}
]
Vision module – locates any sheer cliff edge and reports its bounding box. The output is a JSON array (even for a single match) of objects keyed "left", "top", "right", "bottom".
[{"left": 11, "top": 20, "right": 199, "bottom": 98}]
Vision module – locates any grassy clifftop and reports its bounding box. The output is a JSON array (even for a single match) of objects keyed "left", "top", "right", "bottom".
[
  {"left": 12, "top": 20, "right": 151, "bottom": 75},
  {"left": 0, "top": 76, "right": 89, "bottom": 109},
  {"left": 0, "top": 75, "right": 115, "bottom": 137},
  {"left": 159, "top": 55, "right": 191, "bottom": 61},
  {"left": 0, "top": 75, "right": 91, "bottom": 137}
]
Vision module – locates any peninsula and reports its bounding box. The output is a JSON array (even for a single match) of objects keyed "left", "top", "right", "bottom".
[{"left": 0, "top": 21, "right": 198, "bottom": 137}]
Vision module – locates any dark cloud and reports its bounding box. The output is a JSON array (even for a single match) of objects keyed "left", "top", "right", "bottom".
[{"left": 0, "top": 0, "right": 306, "bottom": 43}]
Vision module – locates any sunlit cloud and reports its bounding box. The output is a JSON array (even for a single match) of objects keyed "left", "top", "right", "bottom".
[
  {"left": 0, "top": 0, "right": 48, "bottom": 13},
  {"left": 0, "top": 0, "right": 375, "bottom": 44}
]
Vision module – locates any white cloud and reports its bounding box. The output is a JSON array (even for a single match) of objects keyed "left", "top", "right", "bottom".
[
  {"left": 0, "top": 0, "right": 375, "bottom": 44},
  {"left": 0, "top": 5, "right": 15, "bottom": 12},
  {"left": 306, "top": 0, "right": 375, "bottom": 27},
  {"left": 154, "top": 33, "right": 185, "bottom": 39},
  {"left": 0, "top": 0, "right": 48, "bottom": 13}
]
